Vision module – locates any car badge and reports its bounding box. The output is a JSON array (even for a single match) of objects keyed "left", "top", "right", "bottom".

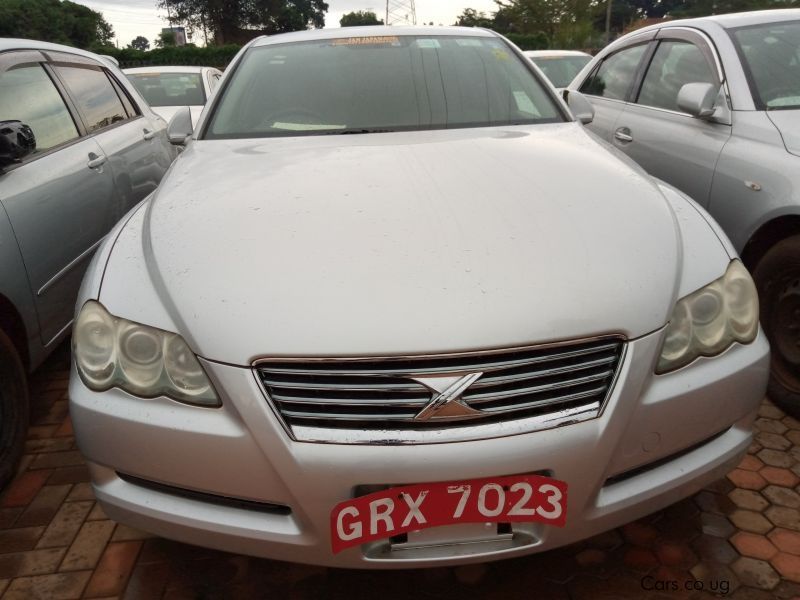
[{"left": 411, "top": 373, "right": 484, "bottom": 421}]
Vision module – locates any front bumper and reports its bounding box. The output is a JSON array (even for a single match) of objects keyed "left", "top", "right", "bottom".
[{"left": 69, "top": 329, "right": 770, "bottom": 568}]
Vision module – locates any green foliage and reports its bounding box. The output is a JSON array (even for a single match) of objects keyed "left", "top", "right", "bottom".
[
  {"left": 158, "top": 0, "right": 329, "bottom": 44},
  {"left": 0, "top": 0, "right": 114, "bottom": 48},
  {"left": 466, "top": 0, "right": 798, "bottom": 50},
  {"left": 156, "top": 30, "right": 177, "bottom": 48},
  {"left": 101, "top": 44, "right": 242, "bottom": 69},
  {"left": 340, "top": 10, "right": 383, "bottom": 27},
  {"left": 504, "top": 32, "right": 549, "bottom": 50},
  {"left": 128, "top": 36, "right": 150, "bottom": 51},
  {"left": 455, "top": 8, "right": 494, "bottom": 28}
]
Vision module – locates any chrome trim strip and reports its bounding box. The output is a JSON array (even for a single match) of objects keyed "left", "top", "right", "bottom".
[
  {"left": 37, "top": 237, "right": 104, "bottom": 297},
  {"left": 290, "top": 403, "right": 600, "bottom": 445}
]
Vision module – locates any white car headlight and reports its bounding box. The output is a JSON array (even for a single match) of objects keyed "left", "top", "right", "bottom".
[
  {"left": 73, "top": 301, "right": 220, "bottom": 407},
  {"left": 657, "top": 260, "right": 759, "bottom": 374}
]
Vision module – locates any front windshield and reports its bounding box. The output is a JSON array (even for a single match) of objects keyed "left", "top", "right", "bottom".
[
  {"left": 205, "top": 35, "right": 564, "bottom": 139},
  {"left": 530, "top": 55, "right": 592, "bottom": 88},
  {"left": 730, "top": 20, "right": 800, "bottom": 110},
  {"left": 127, "top": 72, "right": 206, "bottom": 107}
]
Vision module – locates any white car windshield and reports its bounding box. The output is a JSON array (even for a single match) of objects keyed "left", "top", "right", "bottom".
[
  {"left": 128, "top": 72, "right": 206, "bottom": 107},
  {"left": 731, "top": 20, "right": 800, "bottom": 110},
  {"left": 205, "top": 35, "right": 564, "bottom": 138}
]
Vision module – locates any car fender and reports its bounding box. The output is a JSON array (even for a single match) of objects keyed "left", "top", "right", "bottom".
[{"left": 0, "top": 201, "right": 41, "bottom": 369}]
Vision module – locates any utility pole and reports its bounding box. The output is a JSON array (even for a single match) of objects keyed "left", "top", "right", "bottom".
[
  {"left": 385, "top": 0, "right": 417, "bottom": 26},
  {"left": 605, "top": 0, "right": 612, "bottom": 45}
]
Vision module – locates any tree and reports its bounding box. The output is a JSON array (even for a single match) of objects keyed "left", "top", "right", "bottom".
[
  {"left": 493, "top": 0, "right": 597, "bottom": 47},
  {"left": 340, "top": 10, "right": 383, "bottom": 27},
  {"left": 159, "top": 0, "right": 329, "bottom": 45},
  {"left": 129, "top": 35, "right": 150, "bottom": 51},
  {"left": 0, "top": 0, "right": 115, "bottom": 49},
  {"left": 156, "top": 30, "right": 177, "bottom": 48},
  {"left": 455, "top": 8, "right": 494, "bottom": 28}
]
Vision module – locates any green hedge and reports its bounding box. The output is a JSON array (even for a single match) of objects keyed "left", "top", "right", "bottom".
[
  {"left": 504, "top": 33, "right": 549, "bottom": 51},
  {"left": 97, "top": 45, "right": 243, "bottom": 69}
]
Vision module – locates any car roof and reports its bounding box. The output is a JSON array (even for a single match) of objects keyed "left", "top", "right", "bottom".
[
  {"left": 634, "top": 8, "right": 800, "bottom": 34},
  {"left": 523, "top": 50, "right": 591, "bottom": 58},
  {"left": 0, "top": 38, "right": 111, "bottom": 61},
  {"left": 251, "top": 25, "right": 497, "bottom": 48},
  {"left": 124, "top": 66, "right": 214, "bottom": 74}
]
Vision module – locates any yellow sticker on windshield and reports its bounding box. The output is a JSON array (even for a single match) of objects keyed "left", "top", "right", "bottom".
[
  {"left": 492, "top": 49, "right": 510, "bottom": 61},
  {"left": 332, "top": 36, "right": 400, "bottom": 46}
]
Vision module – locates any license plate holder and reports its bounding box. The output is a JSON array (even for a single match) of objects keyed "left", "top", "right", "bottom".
[{"left": 330, "top": 473, "right": 567, "bottom": 554}]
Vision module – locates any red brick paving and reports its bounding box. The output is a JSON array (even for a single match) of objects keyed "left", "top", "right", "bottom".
[{"left": 2, "top": 342, "right": 800, "bottom": 599}]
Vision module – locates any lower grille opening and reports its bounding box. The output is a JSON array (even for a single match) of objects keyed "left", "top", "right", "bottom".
[
  {"left": 117, "top": 472, "right": 291, "bottom": 515},
  {"left": 603, "top": 428, "right": 731, "bottom": 487}
]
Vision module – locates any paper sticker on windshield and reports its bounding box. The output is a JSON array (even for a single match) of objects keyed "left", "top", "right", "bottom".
[
  {"left": 492, "top": 49, "right": 510, "bottom": 61},
  {"left": 513, "top": 92, "right": 540, "bottom": 117},
  {"left": 416, "top": 39, "right": 441, "bottom": 49},
  {"left": 456, "top": 39, "right": 483, "bottom": 47},
  {"left": 332, "top": 36, "right": 400, "bottom": 47}
]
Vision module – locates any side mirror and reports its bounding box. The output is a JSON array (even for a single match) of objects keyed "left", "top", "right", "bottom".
[
  {"left": 677, "top": 82, "right": 719, "bottom": 118},
  {"left": 167, "top": 107, "right": 193, "bottom": 145},
  {"left": 0, "top": 121, "right": 36, "bottom": 168},
  {"left": 563, "top": 90, "right": 594, "bottom": 125}
]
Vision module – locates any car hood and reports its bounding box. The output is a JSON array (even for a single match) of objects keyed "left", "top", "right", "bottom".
[
  {"left": 767, "top": 110, "right": 800, "bottom": 157},
  {"left": 138, "top": 124, "right": 681, "bottom": 364}
]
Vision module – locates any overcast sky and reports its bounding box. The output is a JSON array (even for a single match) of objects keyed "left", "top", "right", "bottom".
[{"left": 76, "top": 0, "right": 498, "bottom": 48}]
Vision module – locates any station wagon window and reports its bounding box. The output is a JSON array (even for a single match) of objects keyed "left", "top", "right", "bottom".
[
  {"left": 54, "top": 65, "right": 128, "bottom": 132},
  {"left": 637, "top": 41, "right": 716, "bottom": 112},
  {"left": 579, "top": 44, "right": 647, "bottom": 100},
  {"left": 0, "top": 64, "right": 79, "bottom": 152}
]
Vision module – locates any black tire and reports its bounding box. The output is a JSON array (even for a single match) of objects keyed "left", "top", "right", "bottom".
[{"left": 753, "top": 235, "right": 800, "bottom": 417}]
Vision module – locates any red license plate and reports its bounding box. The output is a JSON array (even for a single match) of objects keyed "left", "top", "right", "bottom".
[{"left": 330, "top": 473, "right": 567, "bottom": 553}]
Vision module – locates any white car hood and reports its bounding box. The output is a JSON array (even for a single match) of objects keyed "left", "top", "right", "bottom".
[
  {"left": 768, "top": 110, "right": 800, "bottom": 157},
  {"left": 129, "top": 124, "right": 681, "bottom": 364}
]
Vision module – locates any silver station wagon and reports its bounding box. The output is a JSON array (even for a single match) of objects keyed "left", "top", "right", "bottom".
[{"left": 70, "top": 27, "right": 769, "bottom": 568}]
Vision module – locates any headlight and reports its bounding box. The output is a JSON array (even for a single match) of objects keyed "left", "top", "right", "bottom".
[
  {"left": 657, "top": 260, "right": 758, "bottom": 374},
  {"left": 73, "top": 301, "right": 220, "bottom": 406}
]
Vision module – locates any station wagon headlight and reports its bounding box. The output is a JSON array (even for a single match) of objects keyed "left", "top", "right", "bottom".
[
  {"left": 73, "top": 301, "right": 220, "bottom": 406},
  {"left": 657, "top": 260, "right": 758, "bottom": 374}
]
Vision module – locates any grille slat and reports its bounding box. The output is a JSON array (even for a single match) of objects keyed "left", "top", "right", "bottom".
[
  {"left": 470, "top": 354, "right": 617, "bottom": 389},
  {"left": 260, "top": 341, "right": 621, "bottom": 377},
  {"left": 476, "top": 386, "right": 608, "bottom": 414},
  {"left": 256, "top": 338, "right": 624, "bottom": 443},
  {"left": 463, "top": 369, "right": 614, "bottom": 403}
]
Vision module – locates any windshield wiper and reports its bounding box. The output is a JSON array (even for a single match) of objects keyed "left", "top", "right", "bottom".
[{"left": 324, "top": 128, "right": 397, "bottom": 135}]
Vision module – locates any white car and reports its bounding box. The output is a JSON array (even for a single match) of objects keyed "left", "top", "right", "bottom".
[
  {"left": 124, "top": 66, "right": 222, "bottom": 126},
  {"left": 70, "top": 27, "right": 768, "bottom": 568},
  {"left": 524, "top": 50, "right": 592, "bottom": 89}
]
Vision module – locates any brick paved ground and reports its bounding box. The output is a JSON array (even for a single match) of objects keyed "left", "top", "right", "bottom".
[{"left": 2, "top": 342, "right": 800, "bottom": 599}]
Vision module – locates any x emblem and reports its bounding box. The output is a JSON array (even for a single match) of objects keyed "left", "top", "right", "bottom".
[{"left": 412, "top": 372, "right": 484, "bottom": 421}]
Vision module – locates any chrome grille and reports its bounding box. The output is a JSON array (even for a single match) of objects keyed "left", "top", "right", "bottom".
[{"left": 255, "top": 338, "right": 625, "bottom": 444}]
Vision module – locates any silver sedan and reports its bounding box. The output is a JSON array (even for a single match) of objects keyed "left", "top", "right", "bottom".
[
  {"left": 69, "top": 26, "right": 768, "bottom": 568},
  {"left": 568, "top": 9, "right": 800, "bottom": 415}
]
